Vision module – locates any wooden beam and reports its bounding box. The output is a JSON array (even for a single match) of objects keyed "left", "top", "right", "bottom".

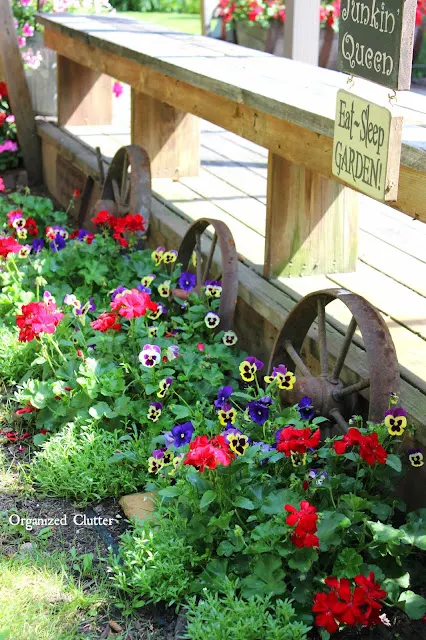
[
  {"left": 284, "top": 0, "right": 320, "bottom": 64},
  {"left": 264, "top": 152, "right": 358, "bottom": 277},
  {"left": 131, "top": 89, "right": 200, "bottom": 179},
  {"left": 57, "top": 55, "right": 112, "bottom": 126},
  {"left": 0, "top": 0, "right": 42, "bottom": 184}
]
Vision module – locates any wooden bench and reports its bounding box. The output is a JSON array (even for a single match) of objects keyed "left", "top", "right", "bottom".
[{"left": 37, "top": 14, "right": 426, "bottom": 282}]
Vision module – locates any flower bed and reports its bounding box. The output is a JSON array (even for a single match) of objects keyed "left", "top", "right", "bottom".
[{"left": 1, "top": 192, "right": 426, "bottom": 637}]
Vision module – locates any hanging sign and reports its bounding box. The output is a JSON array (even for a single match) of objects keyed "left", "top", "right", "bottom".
[
  {"left": 332, "top": 90, "right": 403, "bottom": 201},
  {"left": 337, "top": 0, "right": 417, "bottom": 90}
]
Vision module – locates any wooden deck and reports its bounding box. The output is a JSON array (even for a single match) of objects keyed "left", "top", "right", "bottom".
[{"left": 64, "top": 85, "right": 426, "bottom": 428}]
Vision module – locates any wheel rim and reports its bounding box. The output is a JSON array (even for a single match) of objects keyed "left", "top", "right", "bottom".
[
  {"left": 269, "top": 288, "right": 400, "bottom": 429},
  {"left": 177, "top": 218, "right": 238, "bottom": 330},
  {"left": 100, "top": 145, "right": 152, "bottom": 226}
]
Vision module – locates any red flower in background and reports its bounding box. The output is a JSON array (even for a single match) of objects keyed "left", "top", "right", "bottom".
[
  {"left": 0, "top": 111, "right": 6, "bottom": 127},
  {"left": 0, "top": 82, "right": 8, "bottom": 99},
  {"left": 0, "top": 236, "right": 22, "bottom": 259},
  {"left": 285, "top": 500, "right": 319, "bottom": 548},
  {"left": 90, "top": 311, "right": 121, "bottom": 332},
  {"left": 276, "top": 426, "right": 320, "bottom": 456},
  {"left": 16, "top": 301, "right": 64, "bottom": 342},
  {"left": 110, "top": 288, "right": 158, "bottom": 319},
  {"left": 92, "top": 210, "right": 113, "bottom": 226}
]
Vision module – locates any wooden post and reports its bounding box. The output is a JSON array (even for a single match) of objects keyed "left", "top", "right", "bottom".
[
  {"left": 0, "top": 0, "right": 42, "bottom": 184},
  {"left": 57, "top": 56, "right": 112, "bottom": 127},
  {"left": 131, "top": 89, "right": 200, "bottom": 179},
  {"left": 201, "top": 0, "right": 218, "bottom": 36},
  {"left": 264, "top": 152, "right": 358, "bottom": 278},
  {"left": 284, "top": 0, "right": 320, "bottom": 65}
]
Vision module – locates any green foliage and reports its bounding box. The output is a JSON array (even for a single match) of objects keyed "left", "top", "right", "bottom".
[
  {"left": 110, "top": 0, "right": 200, "bottom": 14},
  {"left": 184, "top": 590, "right": 311, "bottom": 639},
  {"left": 111, "top": 509, "right": 201, "bottom": 611},
  {"left": 30, "top": 423, "right": 144, "bottom": 505}
]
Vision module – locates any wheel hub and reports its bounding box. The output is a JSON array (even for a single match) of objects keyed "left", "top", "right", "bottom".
[{"left": 284, "top": 375, "right": 357, "bottom": 420}]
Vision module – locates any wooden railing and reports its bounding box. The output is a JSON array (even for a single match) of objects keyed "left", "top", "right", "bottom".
[{"left": 37, "top": 14, "right": 426, "bottom": 281}]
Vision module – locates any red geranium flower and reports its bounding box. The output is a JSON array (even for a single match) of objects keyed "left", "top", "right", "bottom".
[
  {"left": 334, "top": 428, "right": 387, "bottom": 465},
  {"left": 16, "top": 403, "right": 39, "bottom": 415},
  {"left": 0, "top": 111, "right": 6, "bottom": 127},
  {"left": 90, "top": 311, "right": 121, "bottom": 332},
  {"left": 312, "top": 591, "right": 347, "bottom": 633},
  {"left": 16, "top": 301, "right": 64, "bottom": 342},
  {"left": 0, "top": 236, "right": 21, "bottom": 259},
  {"left": 285, "top": 500, "right": 319, "bottom": 548},
  {"left": 92, "top": 210, "right": 113, "bottom": 225},
  {"left": 0, "top": 82, "right": 8, "bottom": 99},
  {"left": 122, "top": 213, "right": 146, "bottom": 232},
  {"left": 110, "top": 289, "right": 158, "bottom": 319},
  {"left": 113, "top": 232, "right": 128, "bottom": 247},
  {"left": 184, "top": 434, "right": 235, "bottom": 472},
  {"left": 25, "top": 217, "right": 39, "bottom": 237},
  {"left": 277, "top": 426, "right": 321, "bottom": 456}
]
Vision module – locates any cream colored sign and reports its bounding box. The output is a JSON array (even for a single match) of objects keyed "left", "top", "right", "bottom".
[{"left": 332, "top": 90, "right": 403, "bottom": 202}]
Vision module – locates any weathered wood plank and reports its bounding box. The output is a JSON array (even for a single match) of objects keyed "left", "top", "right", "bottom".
[
  {"left": 57, "top": 55, "right": 113, "bottom": 126},
  {"left": 39, "top": 24, "right": 426, "bottom": 222},
  {"left": 265, "top": 152, "right": 358, "bottom": 277},
  {"left": 131, "top": 89, "right": 200, "bottom": 178},
  {"left": 0, "top": 0, "right": 42, "bottom": 184}
]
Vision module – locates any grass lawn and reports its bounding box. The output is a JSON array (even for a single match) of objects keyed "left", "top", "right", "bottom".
[{"left": 118, "top": 11, "right": 202, "bottom": 34}]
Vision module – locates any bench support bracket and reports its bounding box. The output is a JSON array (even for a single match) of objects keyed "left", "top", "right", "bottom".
[
  {"left": 131, "top": 89, "right": 200, "bottom": 179},
  {"left": 57, "top": 55, "right": 113, "bottom": 127},
  {"left": 264, "top": 153, "right": 358, "bottom": 278}
]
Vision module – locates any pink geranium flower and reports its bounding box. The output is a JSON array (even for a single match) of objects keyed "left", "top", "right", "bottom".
[
  {"left": 113, "top": 81, "right": 123, "bottom": 98},
  {"left": 22, "top": 23, "right": 34, "bottom": 38},
  {"left": 0, "top": 177, "right": 5, "bottom": 192}
]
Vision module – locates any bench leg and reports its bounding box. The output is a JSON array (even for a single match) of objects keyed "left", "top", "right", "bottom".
[
  {"left": 57, "top": 56, "right": 112, "bottom": 127},
  {"left": 264, "top": 153, "right": 358, "bottom": 278},
  {"left": 131, "top": 89, "right": 200, "bottom": 179}
]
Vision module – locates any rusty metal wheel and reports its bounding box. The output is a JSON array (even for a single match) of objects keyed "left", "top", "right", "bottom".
[
  {"left": 268, "top": 289, "right": 400, "bottom": 431},
  {"left": 94, "top": 145, "right": 151, "bottom": 229},
  {"left": 175, "top": 218, "right": 238, "bottom": 330}
]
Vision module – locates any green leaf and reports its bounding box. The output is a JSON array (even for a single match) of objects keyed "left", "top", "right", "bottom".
[
  {"left": 367, "top": 521, "right": 403, "bottom": 543},
  {"left": 158, "top": 486, "right": 181, "bottom": 498},
  {"left": 317, "top": 512, "right": 350, "bottom": 551},
  {"left": 333, "top": 548, "right": 363, "bottom": 578},
  {"left": 233, "top": 497, "right": 255, "bottom": 510},
  {"left": 32, "top": 433, "right": 47, "bottom": 446},
  {"left": 145, "top": 383, "right": 158, "bottom": 395},
  {"left": 400, "top": 511, "right": 426, "bottom": 550},
  {"left": 260, "top": 489, "right": 299, "bottom": 515},
  {"left": 386, "top": 454, "right": 402, "bottom": 473},
  {"left": 217, "top": 540, "right": 235, "bottom": 557},
  {"left": 200, "top": 490, "right": 217, "bottom": 510},
  {"left": 88, "top": 402, "right": 116, "bottom": 420},
  {"left": 398, "top": 590, "right": 426, "bottom": 619},
  {"left": 288, "top": 548, "right": 318, "bottom": 572},
  {"left": 171, "top": 405, "right": 191, "bottom": 419}
]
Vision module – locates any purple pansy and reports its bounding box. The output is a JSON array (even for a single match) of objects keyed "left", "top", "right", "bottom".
[
  {"left": 170, "top": 422, "right": 194, "bottom": 447},
  {"left": 110, "top": 286, "right": 128, "bottom": 301},
  {"left": 152, "top": 449, "right": 165, "bottom": 460},
  {"left": 164, "top": 431, "right": 175, "bottom": 448},
  {"left": 139, "top": 344, "right": 161, "bottom": 368},
  {"left": 178, "top": 271, "right": 197, "bottom": 292},
  {"left": 222, "top": 427, "right": 242, "bottom": 444},
  {"left": 32, "top": 238, "right": 44, "bottom": 253},
  {"left": 297, "top": 396, "right": 315, "bottom": 421},
  {"left": 214, "top": 386, "right": 233, "bottom": 408},
  {"left": 76, "top": 229, "right": 92, "bottom": 241},
  {"left": 137, "top": 284, "right": 152, "bottom": 294},
  {"left": 50, "top": 233, "right": 66, "bottom": 252},
  {"left": 247, "top": 399, "right": 270, "bottom": 425},
  {"left": 246, "top": 356, "right": 264, "bottom": 370}
]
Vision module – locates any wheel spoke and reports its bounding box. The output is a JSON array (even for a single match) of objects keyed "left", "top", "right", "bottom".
[
  {"left": 329, "top": 408, "right": 350, "bottom": 434},
  {"left": 333, "top": 377, "right": 370, "bottom": 400},
  {"left": 331, "top": 317, "right": 357, "bottom": 381},
  {"left": 317, "top": 299, "right": 328, "bottom": 376},
  {"left": 202, "top": 232, "right": 218, "bottom": 284},
  {"left": 121, "top": 152, "right": 130, "bottom": 209},
  {"left": 112, "top": 178, "right": 121, "bottom": 207},
  {"left": 284, "top": 340, "right": 313, "bottom": 378},
  {"left": 195, "top": 231, "right": 203, "bottom": 289}
]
